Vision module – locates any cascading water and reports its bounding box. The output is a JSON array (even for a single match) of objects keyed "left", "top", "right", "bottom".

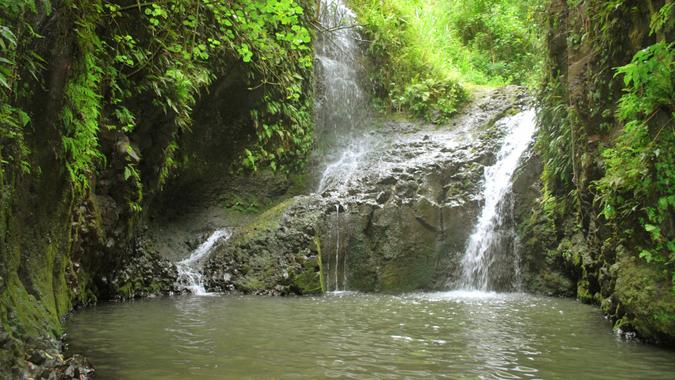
[
  {"left": 314, "top": 0, "right": 370, "bottom": 291},
  {"left": 458, "top": 109, "right": 536, "bottom": 291},
  {"left": 314, "top": 0, "right": 368, "bottom": 145},
  {"left": 314, "top": 0, "right": 372, "bottom": 195},
  {"left": 176, "top": 228, "right": 232, "bottom": 295},
  {"left": 317, "top": 144, "right": 370, "bottom": 195}
]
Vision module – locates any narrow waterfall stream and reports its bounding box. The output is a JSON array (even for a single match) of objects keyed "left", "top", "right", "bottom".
[
  {"left": 314, "top": 0, "right": 371, "bottom": 291},
  {"left": 458, "top": 109, "right": 537, "bottom": 290},
  {"left": 314, "top": 0, "right": 368, "bottom": 144},
  {"left": 315, "top": 0, "right": 372, "bottom": 197},
  {"left": 175, "top": 228, "right": 232, "bottom": 295},
  {"left": 334, "top": 204, "right": 340, "bottom": 290}
]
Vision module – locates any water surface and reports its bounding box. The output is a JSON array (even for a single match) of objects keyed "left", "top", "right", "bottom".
[{"left": 65, "top": 292, "right": 675, "bottom": 379}]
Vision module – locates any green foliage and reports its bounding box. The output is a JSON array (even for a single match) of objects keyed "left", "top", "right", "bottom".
[
  {"left": 223, "top": 194, "right": 262, "bottom": 214},
  {"left": 104, "top": 0, "right": 314, "bottom": 179},
  {"left": 61, "top": 2, "right": 105, "bottom": 191},
  {"left": 0, "top": 0, "right": 48, "bottom": 177},
  {"left": 538, "top": 0, "right": 674, "bottom": 300},
  {"left": 99, "top": 0, "right": 315, "bottom": 183},
  {"left": 615, "top": 42, "right": 673, "bottom": 122},
  {"left": 348, "top": 0, "right": 541, "bottom": 122},
  {"left": 536, "top": 77, "right": 574, "bottom": 194},
  {"left": 230, "top": 1, "right": 314, "bottom": 172},
  {"left": 595, "top": 22, "right": 674, "bottom": 286},
  {"left": 448, "top": 0, "right": 543, "bottom": 85},
  {"left": 390, "top": 78, "right": 466, "bottom": 122},
  {"left": 124, "top": 162, "right": 143, "bottom": 213},
  {"left": 1, "top": 0, "right": 315, "bottom": 210}
]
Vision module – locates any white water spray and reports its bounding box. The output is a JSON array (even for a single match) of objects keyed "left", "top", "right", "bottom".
[
  {"left": 458, "top": 109, "right": 536, "bottom": 290},
  {"left": 176, "top": 229, "right": 232, "bottom": 295},
  {"left": 317, "top": 143, "right": 370, "bottom": 194}
]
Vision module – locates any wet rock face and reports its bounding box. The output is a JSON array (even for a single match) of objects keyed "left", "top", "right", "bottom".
[
  {"left": 510, "top": 150, "right": 576, "bottom": 296},
  {"left": 204, "top": 198, "right": 325, "bottom": 295},
  {"left": 16, "top": 340, "right": 95, "bottom": 380},
  {"left": 104, "top": 238, "right": 179, "bottom": 300},
  {"left": 313, "top": 87, "right": 531, "bottom": 292},
  {"left": 203, "top": 87, "right": 535, "bottom": 293}
]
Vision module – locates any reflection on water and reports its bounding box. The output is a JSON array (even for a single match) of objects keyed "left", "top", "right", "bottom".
[{"left": 65, "top": 293, "right": 675, "bottom": 380}]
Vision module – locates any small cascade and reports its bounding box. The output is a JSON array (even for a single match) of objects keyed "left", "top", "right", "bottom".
[
  {"left": 317, "top": 142, "right": 370, "bottom": 195},
  {"left": 325, "top": 203, "right": 348, "bottom": 292},
  {"left": 176, "top": 228, "right": 232, "bottom": 295},
  {"left": 458, "top": 109, "right": 536, "bottom": 291},
  {"left": 315, "top": 0, "right": 368, "bottom": 142},
  {"left": 314, "top": 0, "right": 372, "bottom": 196},
  {"left": 342, "top": 211, "right": 348, "bottom": 291}
]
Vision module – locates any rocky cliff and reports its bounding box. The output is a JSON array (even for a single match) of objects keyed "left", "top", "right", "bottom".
[{"left": 203, "top": 87, "right": 536, "bottom": 294}]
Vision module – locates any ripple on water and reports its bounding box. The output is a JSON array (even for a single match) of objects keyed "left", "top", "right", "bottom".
[{"left": 64, "top": 292, "right": 675, "bottom": 380}]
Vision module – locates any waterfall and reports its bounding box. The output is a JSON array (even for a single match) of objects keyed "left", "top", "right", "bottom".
[
  {"left": 325, "top": 203, "right": 347, "bottom": 292},
  {"left": 314, "top": 0, "right": 371, "bottom": 196},
  {"left": 176, "top": 228, "right": 232, "bottom": 295},
  {"left": 314, "top": 0, "right": 370, "bottom": 291},
  {"left": 342, "top": 212, "right": 348, "bottom": 290},
  {"left": 458, "top": 109, "right": 536, "bottom": 291},
  {"left": 315, "top": 0, "right": 367, "bottom": 140},
  {"left": 317, "top": 144, "right": 370, "bottom": 194}
]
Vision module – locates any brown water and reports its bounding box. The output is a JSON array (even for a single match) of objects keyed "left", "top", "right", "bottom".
[{"left": 65, "top": 291, "right": 675, "bottom": 379}]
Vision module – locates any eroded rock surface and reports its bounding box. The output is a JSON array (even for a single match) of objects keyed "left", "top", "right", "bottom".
[{"left": 204, "top": 87, "right": 535, "bottom": 293}]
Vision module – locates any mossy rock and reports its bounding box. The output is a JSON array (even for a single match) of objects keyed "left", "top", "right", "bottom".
[
  {"left": 291, "top": 257, "right": 322, "bottom": 294},
  {"left": 204, "top": 196, "right": 325, "bottom": 295},
  {"left": 612, "top": 256, "right": 675, "bottom": 343},
  {"left": 237, "top": 198, "right": 297, "bottom": 241}
]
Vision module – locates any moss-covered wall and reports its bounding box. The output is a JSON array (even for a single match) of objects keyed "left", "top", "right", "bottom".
[
  {"left": 0, "top": 11, "right": 82, "bottom": 373},
  {"left": 523, "top": 0, "right": 674, "bottom": 343}
]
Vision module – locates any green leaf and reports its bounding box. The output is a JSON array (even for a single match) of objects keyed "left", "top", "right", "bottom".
[
  {"left": 0, "top": 73, "right": 10, "bottom": 89},
  {"left": 644, "top": 224, "right": 658, "bottom": 233},
  {"left": 639, "top": 250, "right": 654, "bottom": 263}
]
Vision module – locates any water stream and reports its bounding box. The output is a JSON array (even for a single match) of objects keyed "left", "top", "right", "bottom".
[
  {"left": 314, "top": 0, "right": 372, "bottom": 197},
  {"left": 175, "top": 229, "right": 232, "bottom": 295},
  {"left": 458, "top": 109, "right": 537, "bottom": 290}
]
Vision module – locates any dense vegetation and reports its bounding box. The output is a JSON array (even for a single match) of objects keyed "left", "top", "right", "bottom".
[
  {"left": 348, "top": 0, "right": 541, "bottom": 122},
  {"left": 596, "top": 5, "right": 673, "bottom": 278},
  {"left": 530, "top": 0, "right": 674, "bottom": 341},
  {"left": 0, "top": 0, "right": 314, "bottom": 202}
]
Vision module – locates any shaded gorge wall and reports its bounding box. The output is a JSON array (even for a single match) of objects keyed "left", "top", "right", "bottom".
[{"left": 519, "top": 0, "right": 674, "bottom": 344}]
